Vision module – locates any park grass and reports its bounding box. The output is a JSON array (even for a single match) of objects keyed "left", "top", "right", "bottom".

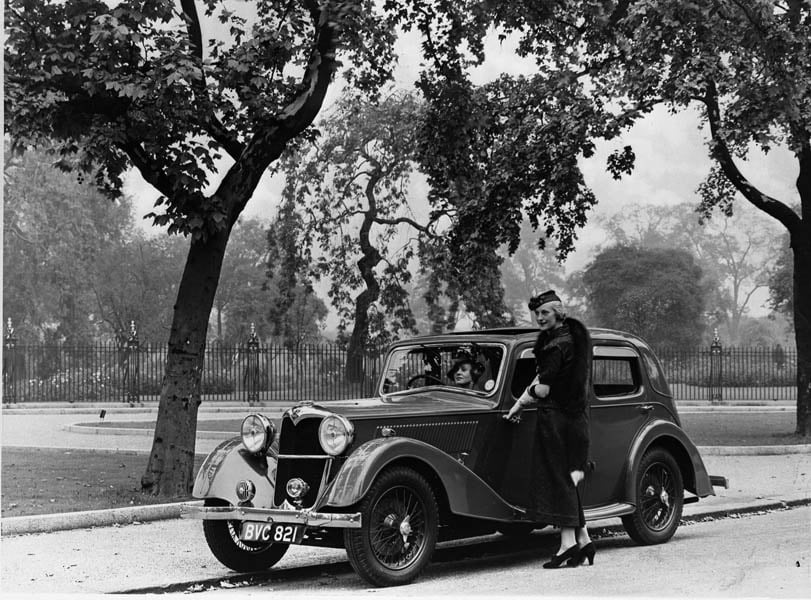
[
  {"left": 0, "top": 449, "right": 204, "bottom": 519},
  {"left": 1, "top": 411, "right": 806, "bottom": 519}
]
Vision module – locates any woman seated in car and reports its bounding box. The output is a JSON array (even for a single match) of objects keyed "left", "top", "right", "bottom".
[{"left": 447, "top": 350, "right": 485, "bottom": 389}]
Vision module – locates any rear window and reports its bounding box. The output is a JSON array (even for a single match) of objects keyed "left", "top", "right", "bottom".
[{"left": 638, "top": 346, "right": 672, "bottom": 397}]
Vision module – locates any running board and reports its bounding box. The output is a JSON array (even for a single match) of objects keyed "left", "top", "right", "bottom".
[{"left": 584, "top": 502, "right": 635, "bottom": 521}]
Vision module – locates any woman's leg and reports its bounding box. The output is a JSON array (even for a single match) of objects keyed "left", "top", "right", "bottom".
[
  {"left": 575, "top": 525, "right": 592, "bottom": 547},
  {"left": 559, "top": 526, "right": 577, "bottom": 552}
]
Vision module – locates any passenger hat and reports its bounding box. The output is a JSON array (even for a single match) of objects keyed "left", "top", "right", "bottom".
[{"left": 528, "top": 290, "right": 561, "bottom": 311}]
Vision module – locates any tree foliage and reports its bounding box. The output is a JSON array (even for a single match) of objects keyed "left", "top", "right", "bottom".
[
  {"left": 3, "top": 145, "right": 143, "bottom": 343},
  {"left": 582, "top": 245, "right": 706, "bottom": 347}
]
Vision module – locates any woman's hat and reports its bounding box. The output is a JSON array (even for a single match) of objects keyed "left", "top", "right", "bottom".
[{"left": 528, "top": 290, "right": 561, "bottom": 311}]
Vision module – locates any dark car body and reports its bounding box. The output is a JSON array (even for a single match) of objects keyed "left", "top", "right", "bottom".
[{"left": 182, "top": 327, "right": 726, "bottom": 586}]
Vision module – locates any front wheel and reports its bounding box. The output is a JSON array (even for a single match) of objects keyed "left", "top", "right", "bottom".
[
  {"left": 344, "top": 466, "right": 439, "bottom": 587},
  {"left": 202, "top": 499, "right": 289, "bottom": 572},
  {"left": 622, "top": 448, "right": 684, "bottom": 545}
]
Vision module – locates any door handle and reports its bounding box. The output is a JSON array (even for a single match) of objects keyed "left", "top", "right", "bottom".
[{"left": 637, "top": 404, "right": 654, "bottom": 414}]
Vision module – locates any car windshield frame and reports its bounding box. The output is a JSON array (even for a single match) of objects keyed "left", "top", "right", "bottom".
[{"left": 379, "top": 341, "right": 508, "bottom": 400}]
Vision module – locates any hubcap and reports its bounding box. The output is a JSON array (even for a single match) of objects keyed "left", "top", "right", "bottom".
[
  {"left": 369, "top": 485, "right": 426, "bottom": 570},
  {"left": 640, "top": 462, "right": 676, "bottom": 531}
]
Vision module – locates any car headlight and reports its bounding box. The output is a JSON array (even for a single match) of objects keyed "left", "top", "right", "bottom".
[
  {"left": 241, "top": 414, "right": 275, "bottom": 454},
  {"left": 318, "top": 414, "right": 354, "bottom": 456}
]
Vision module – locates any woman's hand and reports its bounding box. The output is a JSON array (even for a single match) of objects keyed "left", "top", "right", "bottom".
[
  {"left": 503, "top": 389, "right": 533, "bottom": 423},
  {"left": 570, "top": 470, "right": 585, "bottom": 486},
  {"left": 503, "top": 400, "right": 525, "bottom": 423}
]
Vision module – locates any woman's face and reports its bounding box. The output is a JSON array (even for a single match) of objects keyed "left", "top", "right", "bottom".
[
  {"left": 534, "top": 304, "right": 561, "bottom": 332},
  {"left": 454, "top": 362, "right": 473, "bottom": 386}
]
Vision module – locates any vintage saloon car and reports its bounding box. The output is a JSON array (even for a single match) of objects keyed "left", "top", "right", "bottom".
[{"left": 181, "top": 328, "right": 726, "bottom": 586}]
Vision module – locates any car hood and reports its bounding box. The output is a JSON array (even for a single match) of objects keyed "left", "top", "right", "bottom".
[{"left": 293, "top": 394, "right": 493, "bottom": 419}]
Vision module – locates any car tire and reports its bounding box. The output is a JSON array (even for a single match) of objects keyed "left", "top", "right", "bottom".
[
  {"left": 622, "top": 447, "right": 684, "bottom": 545},
  {"left": 202, "top": 499, "right": 290, "bottom": 572},
  {"left": 344, "top": 466, "right": 439, "bottom": 587}
]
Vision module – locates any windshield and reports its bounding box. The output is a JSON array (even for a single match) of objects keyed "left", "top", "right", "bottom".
[{"left": 380, "top": 342, "right": 505, "bottom": 396}]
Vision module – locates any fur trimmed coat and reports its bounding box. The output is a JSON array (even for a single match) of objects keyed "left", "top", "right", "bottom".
[{"left": 527, "top": 317, "right": 592, "bottom": 527}]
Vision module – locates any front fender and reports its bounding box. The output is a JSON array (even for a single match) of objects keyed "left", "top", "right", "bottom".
[
  {"left": 192, "top": 437, "right": 277, "bottom": 507},
  {"left": 321, "top": 437, "right": 517, "bottom": 521},
  {"left": 624, "top": 419, "right": 714, "bottom": 502}
]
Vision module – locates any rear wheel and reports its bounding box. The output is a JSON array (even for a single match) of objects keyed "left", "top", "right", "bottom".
[
  {"left": 202, "top": 499, "right": 289, "bottom": 572},
  {"left": 622, "top": 448, "right": 684, "bottom": 545},
  {"left": 344, "top": 466, "right": 439, "bottom": 587}
]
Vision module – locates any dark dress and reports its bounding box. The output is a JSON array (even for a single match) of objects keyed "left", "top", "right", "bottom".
[{"left": 527, "top": 319, "right": 591, "bottom": 527}]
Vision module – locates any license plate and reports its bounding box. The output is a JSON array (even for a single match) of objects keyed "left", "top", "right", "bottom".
[{"left": 239, "top": 522, "right": 305, "bottom": 544}]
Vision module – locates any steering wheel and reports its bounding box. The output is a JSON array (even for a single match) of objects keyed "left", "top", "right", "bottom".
[{"left": 406, "top": 374, "right": 443, "bottom": 389}]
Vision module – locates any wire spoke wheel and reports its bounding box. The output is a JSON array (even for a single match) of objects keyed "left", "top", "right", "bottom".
[
  {"left": 344, "top": 466, "right": 439, "bottom": 587},
  {"left": 622, "top": 448, "right": 684, "bottom": 545}
]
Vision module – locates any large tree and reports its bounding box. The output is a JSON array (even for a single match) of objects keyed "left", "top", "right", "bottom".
[
  {"left": 485, "top": 0, "right": 811, "bottom": 435},
  {"left": 582, "top": 245, "right": 707, "bottom": 347},
  {"left": 280, "top": 90, "right": 431, "bottom": 379},
  {"left": 5, "top": 0, "right": 397, "bottom": 495}
]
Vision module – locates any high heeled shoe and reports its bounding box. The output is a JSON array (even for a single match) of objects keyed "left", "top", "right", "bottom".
[
  {"left": 542, "top": 544, "right": 580, "bottom": 569},
  {"left": 567, "top": 542, "right": 596, "bottom": 566}
]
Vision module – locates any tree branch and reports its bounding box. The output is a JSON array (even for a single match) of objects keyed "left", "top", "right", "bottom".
[
  {"left": 179, "top": 0, "right": 244, "bottom": 160},
  {"left": 703, "top": 79, "right": 802, "bottom": 234}
]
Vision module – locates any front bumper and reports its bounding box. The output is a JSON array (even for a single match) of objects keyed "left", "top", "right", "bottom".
[{"left": 180, "top": 503, "right": 362, "bottom": 529}]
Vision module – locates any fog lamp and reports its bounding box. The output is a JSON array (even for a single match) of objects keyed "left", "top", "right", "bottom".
[
  {"left": 235, "top": 479, "right": 256, "bottom": 502},
  {"left": 286, "top": 478, "right": 310, "bottom": 499}
]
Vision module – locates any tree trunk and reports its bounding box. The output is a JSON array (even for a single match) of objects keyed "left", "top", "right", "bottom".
[
  {"left": 345, "top": 177, "right": 383, "bottom": 384},
  {"left": 793, "top": 233, "right": 811, "bottom": 436},
  {"left": 141, "top": 226, "right": 231, "bottom": 496},
  {"left": 345, "top": 220, "right": 382, "bottom": 383}
]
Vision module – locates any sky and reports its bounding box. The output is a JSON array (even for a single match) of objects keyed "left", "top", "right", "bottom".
[{"left": 122, "top": 23, "right": 800, "bottom": 321}]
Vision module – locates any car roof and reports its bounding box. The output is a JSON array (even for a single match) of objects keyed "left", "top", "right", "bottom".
[{"left": 395, "top": 326, "right": 652, "bottom": 348}]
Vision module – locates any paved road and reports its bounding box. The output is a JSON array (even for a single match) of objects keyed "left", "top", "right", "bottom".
[{"left": 3, "top": 506, "right": 808, "bottom": 596}]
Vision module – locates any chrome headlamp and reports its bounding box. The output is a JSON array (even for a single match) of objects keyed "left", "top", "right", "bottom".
[
  {"left": 318, "top": 414, "right": 354, "bottom": 456},
  {"left": 240, "top": 414, "right": 276, "bottom": 454}
]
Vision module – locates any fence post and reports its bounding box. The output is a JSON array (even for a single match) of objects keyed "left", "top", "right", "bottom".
[
  {"left": 709, "top": 329, "right": 723, "bottom": 404},
  {"left": 244, "top": 323, "right": 260, "bottom": 406},
  {"left": 124, "top": 321, "right": 142, "bottom": 407},
  {"left": 3, "top": 318, "right": 18, "bottom": 405}
]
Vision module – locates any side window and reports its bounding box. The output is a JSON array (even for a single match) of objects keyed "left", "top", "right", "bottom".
[{"left": 592, "top": 355, "right": 641, "bottom": 399}]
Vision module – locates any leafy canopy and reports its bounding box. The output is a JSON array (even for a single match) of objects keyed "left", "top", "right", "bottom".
[{"left": 4, "top": 0, "right": 397, "bottom": 238}]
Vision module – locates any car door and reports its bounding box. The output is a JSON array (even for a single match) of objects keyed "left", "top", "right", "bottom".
[
  {"left": 582, "top": 344, "right": 651, "bottom": 508},
  {"left": 475, "top": 345, "right": 541, "bottom": 510}
]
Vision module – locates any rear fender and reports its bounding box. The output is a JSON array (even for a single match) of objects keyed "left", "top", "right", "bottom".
[
  {"left": 321, "top": 437, "right": 517, "bottom": 521},
  {"left": 624, "top": 420, "right": 714, "bottom": 501},
  {"left": 192, "top": 437, "right": 277, "bottom": 507}
]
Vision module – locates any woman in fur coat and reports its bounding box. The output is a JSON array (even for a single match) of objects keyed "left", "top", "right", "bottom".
[{"left": 504, "top": 290, "right": 596, "bottom": 568}]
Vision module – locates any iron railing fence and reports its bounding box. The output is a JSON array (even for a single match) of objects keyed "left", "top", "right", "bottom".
[
  {"left": 653, "top": 345, "right": 797, "bottom": 402},
  {"left": 2, "top": 342, "right": 387, "bottom": 405},
  {"left": 1, "top": 341, "right": 799, "bottom": 405}
]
